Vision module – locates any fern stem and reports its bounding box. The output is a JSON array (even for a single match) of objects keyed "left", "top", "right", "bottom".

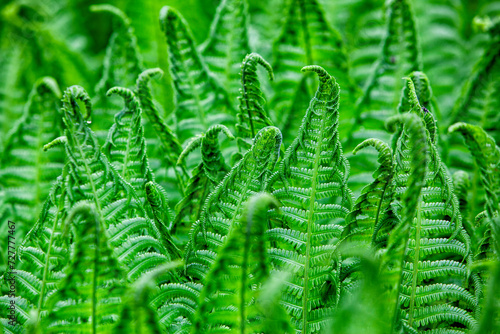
[
  {"left": 242, "top": 55, "right": 255, "bottom": 138},
  {"left": 302, "top": 101, "right": 327, "bottom": 333},
  {"left": 37, "top": 175, "right": 67, "bottom": 315},
  {"left": 408, "top": 197, "right": 422, "bottom": 327}
]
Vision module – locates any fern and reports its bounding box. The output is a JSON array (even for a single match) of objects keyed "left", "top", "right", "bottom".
[
  {"left": 270, "top": 0, "right": 357, "bottom": 143},
  {"left": 236, "top": 53, "right": 274, "bottom": 151},
  {"left": 91, "top": 4, "right": 143, "bottom": 96},
  {"left": 200, "top": 0, "right": 251, "bottom": 103},
  {"left": 113, "top": 261, "right": 182, "bottom": 334},
  {"left": 449, "top": 18, "right": 500, "bottom": 144},
  {"left": 152, "top": 126, "right": 282, "bottom": 331},
  {"left": 42, "top": 202, "right": 127, "bottom": 333},
  {"left": 0, "top": 77, "right": 62, "bottom": 238},
  {"left": 173, "top": 124, "right": 234, "bottom": 240},
  {"left": 267, "top": 66, "right": 352, "bottom": 333},
  {"left": 192, "top": 192, "right": 285, "bottom": 333},
  {"left": 343, "top": 138, "right": 395, "bottom": 246},
  {"left": 449, "top": 122, "right": 500, "bottom": 260},
  {"left": 388, "top": 78, "right": 477, "bottom": 331},
  {"left": 159, "top": 6, "right": 233, "bottom": 141}
]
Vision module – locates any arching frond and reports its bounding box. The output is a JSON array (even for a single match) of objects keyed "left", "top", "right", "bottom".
[
  {"left": 159, "top": 6, "right": 233, "bottom": 141},
  {"left": 200, "top": 0, "right": 251, "bottom": 102},
  {"left": 347, "top": 0, "right": 422, "bottom": 170},
  {"left": 42, "top": 203, "right": 127, "bottom": 333},
  {"left": 236, "top": 53, "right": 274, "bottom": 151},
  {"left": 268, "top": 66, "right": 352, "bottom": 334},
  {"left": 344, "top": 138, "right": 395, "bottom": 246},
  {"left": 387, "top": 79, "right": 477, "bottom": 332},
  {"left": 174, "top": 124, "right": 234, "bottom": 237},
  {"left": 450, "top": 18, "right": 500, "bottom": 144},
  {"left": 0, "top": 77, "right": 63, "bottom": 237},
  {"left": 192, "top": 193, "right": 283, "bottom": 333},
  {"left": 270, "top": 0, "right": 357, "bottom": 143},
  {"left": 153, "top": 127, "right": 282, "bottom": 332},
  {"left": 91, "top": 4, "right": 143, "bottom": 96}
]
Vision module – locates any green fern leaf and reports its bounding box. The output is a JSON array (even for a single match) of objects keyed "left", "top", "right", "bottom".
[
  {"left": 187, "top": 125, "right": 281, "bottom": 279},
  {"left": 268, "top": 66, "right": 352, "bottom": 333},
  {"left": 113, "top": 261, "right": 182, "bottom": 334},
  {"left": 174, "top": 124, "right": 234, "bottom": 237},
  {"left": 58, "top": 85, "right": 178, "bottom": 280},
  {"left": 192, "top": 193, "right": 282, "bottom": 333},
  {"left": 135, "top": 68, "right": 186, "bottom": 178},
  {"left": 91, "top": 4, "right": 143, "bottom": 96},
  {"left": 153, "top": 126, "right": 282, "bottom": 331},
  {"left": 387, "top": 78, "right": 477, "bottom": 332},
  {"left": 344, "top": 138, "right": 395, "bottom": 246},
  {"left": 200, "top": 0, "right": 251, "bottom": 102},
  {"left": 271, "top": 0, "right": 357, "bottom": 142},
  {"left": 159, "top": 6, "right": 233, "bottom": 141},
  {"left": 42, "top": 203, "right": 127, "bottom": 333},
  {"left": 0, "top": 77, "right": 62, "bottom": 237},
  {"left": 450, "top": 19, "right": 500, "bottom": 144},
  {"left": 236, "top": 53, "right": 274, "bottom": 151}
]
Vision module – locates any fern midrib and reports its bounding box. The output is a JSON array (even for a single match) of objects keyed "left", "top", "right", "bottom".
[
  {"left": 228, "top": 162, "right": 257, "bottom": 233},
  {"left": 71, "top": 127, "right": 105, "bottom": 222},
  {"left": 302, "top": 110, "right": 327, "bottom": 333},
  {"left": 37, "top": 184, "right": 66, "bottom": 315},
  {"left": 241, "top": 57, "right": 255, "bottom": 137},
  {"left": 121, "top": 116, "right": 134, "bottom": 179},
  {"left": 240, "top": 211, "right": 252, "bottom": 334},
  {"left": 372, "top": 180, "right": 391, "bottom": 244},
  {"left": 408, "top": 198, "right": 422, "bottom": 327}
]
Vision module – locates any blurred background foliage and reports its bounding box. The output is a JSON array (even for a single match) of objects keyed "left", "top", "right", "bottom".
[{"left": 1, "top": 0, "right": 498, "bottom": 142}]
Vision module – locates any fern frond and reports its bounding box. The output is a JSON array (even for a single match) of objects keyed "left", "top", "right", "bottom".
[
  {"left": 237, "top": 53, "right": 274, "bottom": 151},
  {"left": 174, "top": 124, "right": 234, "bottom": 235},
  {"left": 61, "top": 85, "right": 177, "bottom": 280},
  {"left": 347, "top": 0, "right": 422, "bottom": 148},
  {"left": 192, "top": 193, "right": 279, "bottom": 333},
  {"left": 450, "top": 18, "right": 500, "bottom": 144},
  {"left": 188, "top": 125, "right": 282, "bottom": 279},
  {"left": 0, "top": 77, "right": 63, "bottom": 237},
  {"left": 271, "top": 0, "right": 357, "bottom": 143},
  {"left": 42, "top": 202, "right": 127, "bottom": 333},
  {"left": 135, "top": 68, "right": 184, "bottom": 169},
  {"left": 344, "top": 138, "right": 395, "bottom": 246},
  {"left": 103, "top": 87, "right": 154, "bottom": 196},
  {"left": 159, "top": 6, "right": 233, "bottom": 141},
  {"left": 449, "top": 122, "right": 500, "bottom": 219},
  {"left": 378, "top": 111, "right": 428, "bottom": 332},
  {"left": 385, "top": 79, "right": 477, "bottom": 332},
  {"left": 268, "top": 66, "right": 352, "bottom": 333},
  {"left": 200, "top": 0, "right": 251, "bottom": 102},
  {"left": 474, "top": 216, "right": 500, "bottom": 333},
  {"left": 153, "top": 126, "right": 282, "bottom": 331},
  {"left": 113, "top": 261, "right": 182, "bottom": 334},
  {"left": 91, "top": 4, "right": 143, "bottom": 96}
]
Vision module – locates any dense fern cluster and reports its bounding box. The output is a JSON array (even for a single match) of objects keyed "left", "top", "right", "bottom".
[{"left": 1, "top": 0, "right": 499, "bottom": 333}]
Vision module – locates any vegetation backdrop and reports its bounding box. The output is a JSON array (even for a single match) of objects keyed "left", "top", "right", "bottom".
[{"left": 0, "top": 0, "right": 499, "bottom": 333}]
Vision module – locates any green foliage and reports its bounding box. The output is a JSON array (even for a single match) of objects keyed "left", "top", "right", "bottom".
[
  {"left": 0, "top": 78, "right": 62, "bottom": 238},
  {"left": 267, "top": 66, "right": 352, "bottom": 333},
  {"left": 2, "top": 0, "right": 500, "bottom": 333}
]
